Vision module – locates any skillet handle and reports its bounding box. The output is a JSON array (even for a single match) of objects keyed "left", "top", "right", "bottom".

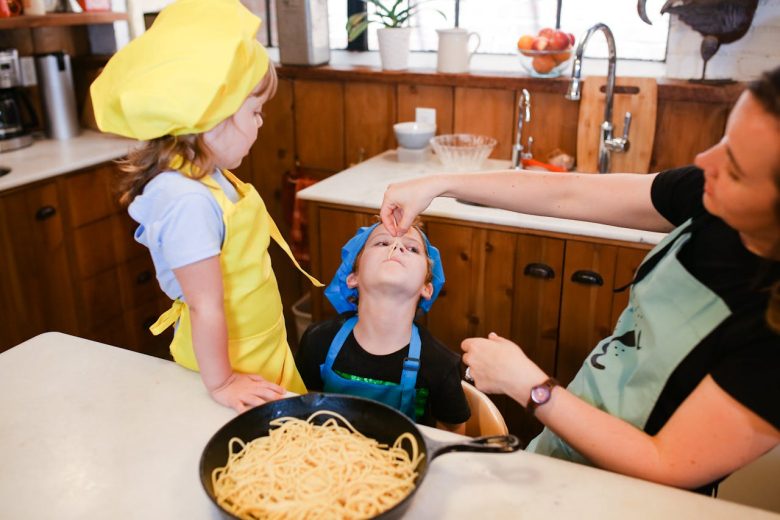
[{"left": 427, "top": 434, "right": 522, "bottom": 460}]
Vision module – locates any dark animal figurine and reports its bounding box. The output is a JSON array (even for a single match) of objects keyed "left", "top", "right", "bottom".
[{"left": 637, "top": 0, "right": 759, "bottom": 82}]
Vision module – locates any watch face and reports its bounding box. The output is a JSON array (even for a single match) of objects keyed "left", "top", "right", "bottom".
[{"left": 531, "top": 385, "right": 550, "bottom": 405}]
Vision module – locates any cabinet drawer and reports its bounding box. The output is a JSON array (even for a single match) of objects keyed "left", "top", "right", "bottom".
[
  {"left": 124, "top": 297, "right": 173, "bottom": 358},
  {"left": 118, "top": 255, "right": 160, "bottom": 310},
  {"left": 73, "top": 217, "right": 118, "bottom": 278},
  {"left": 63, "top": 165, "right": 120, "bottom": 228},
  {"left": 82, "top": 268, "right": 124, "bottom": 329},
  {"left": 112, "top": 212, "right": 146, "bottom": 264}
]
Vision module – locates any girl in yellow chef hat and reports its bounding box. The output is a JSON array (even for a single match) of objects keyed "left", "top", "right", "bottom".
[{"left": 91, "top": 0, "right": 322, "bottom": 413}]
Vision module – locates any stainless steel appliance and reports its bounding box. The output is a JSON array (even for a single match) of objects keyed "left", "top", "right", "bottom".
[
  {"left": 35, "top": 51, "right": 80, "bottom": 140},
  {"left": 0, "top": 49, "right": 38, "bottom": 153},
  {"left": 276, "top": 0, "right": 330, "bottom": 66}
]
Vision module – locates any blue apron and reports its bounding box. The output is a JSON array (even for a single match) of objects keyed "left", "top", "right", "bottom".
[
  {"left": 527, "top": 217, "right": 732, "bottom": 462},
  {"left": 320, "top": 316, "right": 421, "bottom": 420}
]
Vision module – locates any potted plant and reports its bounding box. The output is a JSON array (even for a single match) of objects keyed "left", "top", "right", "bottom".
[{"left": 347, "top": 0, "right": 446, "bottom": 71}]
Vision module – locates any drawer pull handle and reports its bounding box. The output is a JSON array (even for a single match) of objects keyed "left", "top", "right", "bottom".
[
  {"left": 571, "top": 270, "right": 604, "bottom": 286},
  {"left": 524, "top": 263, "right": 555, "bottom": 280},
  {"left": 35, "top": 206, "right": 57, "bottom": 220},
  {"left": 136, "top": 271, "right": 153, "bottom": 284}
]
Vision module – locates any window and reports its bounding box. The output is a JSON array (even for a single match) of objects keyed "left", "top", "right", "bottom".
[{"left": 327, "top": 0, "right": 670, "bottom": 61}]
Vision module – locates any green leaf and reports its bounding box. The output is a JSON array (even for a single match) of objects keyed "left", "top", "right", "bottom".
[
  {"left": 347, "top": 19, "right": 371, "bottom": 41},
  {"left": 346, "top": 11, "right": 368, "bottom": 30}
]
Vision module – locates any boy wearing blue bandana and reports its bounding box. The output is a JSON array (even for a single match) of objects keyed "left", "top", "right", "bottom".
[{"left": 296, "top": 219, "right": 470, "bottom": 433}]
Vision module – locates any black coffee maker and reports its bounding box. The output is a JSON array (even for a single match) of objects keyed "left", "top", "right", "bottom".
[{"left": 0, "top": 48, "right": 38, "bottom": 153}]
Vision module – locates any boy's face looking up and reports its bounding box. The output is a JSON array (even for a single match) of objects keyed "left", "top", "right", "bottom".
[{"left": 346, "top": 224, "right": 434, "bottom": 306}]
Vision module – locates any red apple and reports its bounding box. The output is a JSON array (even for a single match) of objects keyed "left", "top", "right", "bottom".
[
  {"left": 538, "top": 28, "right": 553, "bottom": 40},
  {"left": 531, "top": 36, "right": 550, "bottom": 51},
  {"left": 550, "top": 29, "right": 571, "bottom": 51},
  {"left": 568, "top": 32, "right": 576, "bottom": 47}
]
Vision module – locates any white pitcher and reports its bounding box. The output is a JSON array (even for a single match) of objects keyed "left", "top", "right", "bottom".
[{"left": 436, "top": 28, "right": 480, "bottom": 74}]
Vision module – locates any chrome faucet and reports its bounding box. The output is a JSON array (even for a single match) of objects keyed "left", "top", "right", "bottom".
[
  {"left": 566, "top": 23, "right": 631, "bottom": 173},
  {"left": 511, "top": 89, "right": 533, "bottom": 170}
]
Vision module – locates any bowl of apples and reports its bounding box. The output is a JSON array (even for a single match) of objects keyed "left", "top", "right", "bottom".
[{"left": 517, "top": 28, "right": 575, "bottom": 78}]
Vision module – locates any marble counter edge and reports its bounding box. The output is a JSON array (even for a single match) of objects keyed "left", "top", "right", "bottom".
[{"left": 0, "top": 131, "right": 137, "bottom": 193}]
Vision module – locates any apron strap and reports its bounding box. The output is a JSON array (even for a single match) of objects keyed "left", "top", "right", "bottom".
[
  {"left": 615, "top": 214, "right": 714, "bottom": 293},
  {"left": 324, "top": 316, "right": 358, "bottom": 369},
  {"left": 267, "top": 211, "right": 324, "bottom": 288},
  {"left": 399, "top": 325, "right": 422, "bottom": 416},
  {"left": 149, "top": 299, "right": 185, "bottom": 335}
]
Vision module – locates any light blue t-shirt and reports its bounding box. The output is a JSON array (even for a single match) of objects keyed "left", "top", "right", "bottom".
[{"left": 128, "top": 169, "right": 240, "bottom": 301}]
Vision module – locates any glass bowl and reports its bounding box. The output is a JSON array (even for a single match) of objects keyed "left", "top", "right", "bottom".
[
  {"left": 517, "top": 49, "right": 573, "bottom": 78},
  {"left": 429, "top": 134, "right": 497, "bottom": 171}
]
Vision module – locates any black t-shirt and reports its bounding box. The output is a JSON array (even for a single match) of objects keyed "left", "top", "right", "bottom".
[
  {"left": 647, "top": 167, "right": 780, "bottom": 493},
  {"left": 295, "top": 311, "right": 472, "bottom": 427}
]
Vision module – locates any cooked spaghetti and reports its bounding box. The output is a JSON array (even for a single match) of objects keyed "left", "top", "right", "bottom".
[{"left": 211, "top": 410, "right": 424, "bottom": 520}]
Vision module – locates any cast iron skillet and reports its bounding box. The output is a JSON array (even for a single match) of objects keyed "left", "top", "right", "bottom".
[{"left": 201, "top": 392, "right": 521, "bottom": 520}]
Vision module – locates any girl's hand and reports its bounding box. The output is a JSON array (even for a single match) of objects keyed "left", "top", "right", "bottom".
[
  {"left": 381, "top": 177, "right": 443, "bottom": 237},
  {"left": 461, "top": 332, "right": 548, "bottom": 407},
  {"left": 210, "top": 372, "right": 287, "bottom": 413}
]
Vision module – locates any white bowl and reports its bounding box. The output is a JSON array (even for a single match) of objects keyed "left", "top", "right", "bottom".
[
  {"left": 393, "top": 122, "right": 437, "bottom": 150},
  {"left": 429, "top": 134, "right": 497, "bottom": 171}
]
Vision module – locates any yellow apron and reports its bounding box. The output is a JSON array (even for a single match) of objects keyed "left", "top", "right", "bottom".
[{"left": 150, "top": 167, "right": 322, "bottom": 394}]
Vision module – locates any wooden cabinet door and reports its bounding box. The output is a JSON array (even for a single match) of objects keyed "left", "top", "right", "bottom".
[
  {"left": 424, "top": 221, "right": 482, "bottom": 353},
  {"left": 397, "top": 84, "right": 454, "bottom": 135},
  {"left": 454, "top": 87, "right": 515, "bottom": 160},
  {"left": 345, "top": 82, "right": 396, "bottom": 166},
  {"left": 294, "top": 80, "right": 345, "bottom": 172},
  {"left": 557, "top": 240, "right": 618, "bottom": 386},
  {"left": 611, "top": 246, "right": 650, "bottom": 330},
  {"left": 0, "top": 181, "right": 78, "bottom": 350},
  {"left": 511, "top": 234, "right": 565, "bottom": 377},
  {"left": 310, "top": 207, "right": 373, "bottom": 321}
]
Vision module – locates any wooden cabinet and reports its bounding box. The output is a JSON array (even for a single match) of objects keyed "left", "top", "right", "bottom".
[
  {"left": 60, "top": 164, "right": 173, "bottom": 357},
  {"left": 307, "top": 202, "right": 650, "bottom": 444},
  {"left": 0, "top": 181, "right": 79, "bottom": 352},
  {"left": 454, "top": 87, "right": 515, "bottom": 160},
  {"left": 0, "top": 162, "right": 174, "bottom": 356},
  {"left": 294, "top": 80, "right": 345, "bottom": 172},
  {"left": 397, "top": 84, "right": 454, "bottom": 135},
  {"left": 345, "top": 82, "right": 397, "bottom": 166}
]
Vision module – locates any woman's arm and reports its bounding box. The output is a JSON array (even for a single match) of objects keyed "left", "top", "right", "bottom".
[
  {"left": 174, "top": 256, "right": 286, "bottom": 412},
  {"left": 462, "top": 333, "right": 780, "bottom": 489},
  {"left": 381, "top": 170, "right": 675, "bottom": 237}
]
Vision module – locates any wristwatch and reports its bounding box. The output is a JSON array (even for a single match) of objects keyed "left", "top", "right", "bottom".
[{"left": 527, "top": 377, "right": 559, "bottom": 414}]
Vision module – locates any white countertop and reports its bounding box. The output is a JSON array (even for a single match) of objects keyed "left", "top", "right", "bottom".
[
  {"left": 1, "top": 332, "right": 777, "bottom": 520},
  {"left": 0, "top": 130, "right": 136, "bottom": 192},
  {"left": 297, "top": 150, "right": 667, "bottom": 246}
]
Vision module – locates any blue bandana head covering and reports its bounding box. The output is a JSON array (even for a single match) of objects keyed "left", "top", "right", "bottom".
[{"left": 324, "top": 222, "right": 445, "bottom": 314}]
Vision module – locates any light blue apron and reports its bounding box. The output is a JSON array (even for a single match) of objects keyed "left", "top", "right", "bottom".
[
  {"left": 320, "top": 316, "right": 421, "bottom": 420},
  {"left": 527, "top": 217, "right": 732, "bottom": 462}
]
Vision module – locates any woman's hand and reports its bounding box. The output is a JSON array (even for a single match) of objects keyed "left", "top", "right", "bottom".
[
  {"left": 461, "top": 332, "right": 548, "bottom": 407},
  {"left": 380, "top": 176, "right": 445, "bottom": 237},
  {"left": 210, "top": 372, "right": 287, "bottom": 413}
]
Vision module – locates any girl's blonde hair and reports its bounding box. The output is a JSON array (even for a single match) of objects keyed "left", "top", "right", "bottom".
[{"left": 115, "top": 62, "right": 278, "bottom": 206}]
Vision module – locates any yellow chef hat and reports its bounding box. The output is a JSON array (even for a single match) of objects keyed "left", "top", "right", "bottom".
[{"left": 90, "top": 0, "right": 269, "bottom": 140}]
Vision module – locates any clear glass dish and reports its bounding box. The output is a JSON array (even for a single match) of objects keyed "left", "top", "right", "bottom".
[
  {"left": 429, "top": 134, "right": 498, "bottom": 171},
  {"left": 517, "top": 49, "right": 573, "bottom": 79}
]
